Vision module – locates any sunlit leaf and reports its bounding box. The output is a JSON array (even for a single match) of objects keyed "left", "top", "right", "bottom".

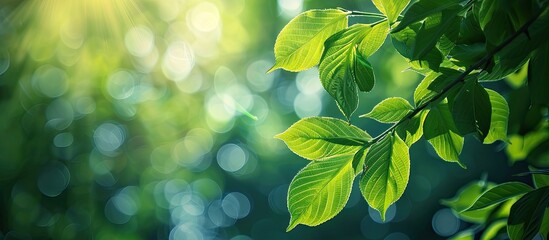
[
  {"left": 507, "top": 186, "right": 549, "bottom": 240},
  {"left": 320, "top": 24, "right": 372, "bottom": 119},
  {"left": 424, "top": 102, "right": 465, "bottom": 166},
  {"left": 287, "top": 154, "right": 355, "bottom": 231},
  {"left": 413, "top": 69, "right": 461, "bottom": 106},
  {"left": 528, "top": 43, "right": 549, "bottom": 106},
  {"left": 360, "top": 133, "right": 410, "bottom": 221},
  {"left": 483, "top": 89, "right": 509, "bottom": 144},
  {"left": 275, "top": 117, "right": 371, "bottom": 160},
  {"left": 391, "top": 0, "right": 463, "bottom": 33},
  {"left": 360, "top": 97, "right": 413, "bottom": 123},
  {"left": 450, "top": 79, "right": 492, "bottom": 141},
  {"left": 449, "top": 230, "right": 474, "bottom": 240},
  {"left": 463, "top": 182, "right": 533, "bottom": 212},
  {"left": 396, "top": 110, "right": 427, "bottom": 146},
  {"left": 371, "top": 0, "right": 410, "bottom": 24},
  {"left": 358, "top": 21, "right": 389, "bottom": 57},
  {"left": 270, "top": 9, "right": 349, "bottom": 72},
  {"left": 480, "top": 220, "right": 507, "bottom": 240}
]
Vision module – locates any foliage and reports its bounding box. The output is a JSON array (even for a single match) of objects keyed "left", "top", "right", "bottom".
[{"left": 271, "top": 0, "right": 549, "bottom": 238}]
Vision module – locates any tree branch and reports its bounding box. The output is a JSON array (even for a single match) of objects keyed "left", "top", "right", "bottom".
[{"left": 369, "top": 9, "right": 544, "bottom": 144}]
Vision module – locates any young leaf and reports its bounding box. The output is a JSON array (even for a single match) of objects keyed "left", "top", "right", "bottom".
[
  {"left": 462, "top": 182, "right": 533, "bottom": 212},
  {"left": 507, "top": 186, "right": 549, "bottom": 240},
  {"left": 319, "top": 24, "right": 371, "bottom": 119},
  {"left": 269, "top": 9, "right": 349, "bottom": 72},
  {"left": 483, "top": 89, "right": 509, "bottom": 144},
  {"left": 358, "top": 21, "right": 390, "bottom": 57},
  {"left": 528, "top": 43, "right": 549, "bottom": 106},
  {"left": 353, "top": 50, "right": 375, "bottom": 92},
  {"left": 287, "top": 154, "right": 355, "bottom": 231},
  {"left": 371, "top": 0, "right": 410, "bottom": 24},
  {"left": 396, "top": 109, "right": 427, "bottom": 146},
  {"left": 360, "top": 133, "right": 410, "bottom": 221},
  {"left": 391, "top": 0, "right": 463, "bottom": 33},
  {"left": 360, "top": 97, "right": 413, "bottom": 123},
  {"left": 424, "top": 102, "right": 465, "bottom": 166},
  {"left": 450, "top": 79, "right": 492, "bottom": 141},
  {"left": 275, "top": 117, "right": 371, "bottom": 160}
]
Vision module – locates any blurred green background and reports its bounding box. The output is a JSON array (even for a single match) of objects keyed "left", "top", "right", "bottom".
[{"left": 0, "top": 0, "right": 530, "bottom": 239}]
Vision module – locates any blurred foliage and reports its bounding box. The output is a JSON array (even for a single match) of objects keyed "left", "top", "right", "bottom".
[{"left": 0, "top": 0, "right": 546, "bottom": 240}]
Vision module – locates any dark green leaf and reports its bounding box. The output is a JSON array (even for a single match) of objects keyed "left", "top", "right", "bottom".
[
  {"left": 270, "top": 9, "right": 349, "bottom": 72},
  {"left": 463, "top": 182, "right": 533, "bottom": 212},
  {"left": 458, "top": 9, "right": 485, "bottom": 45},
  {"left": 450, "top": 79, "right": 492, "bottom": 141},
  {"left": 450, "top": 43, "right": 486, "bottom": 67},
  {"left": 413, "top": 69, "right": 461, "bottom": 106},
  {"left": 479, "top": 7, "right": 549, "bottom": 81},
  {"left": 287, "top": 154, "right": 355, "bottom": 231},
  {"left": 442, "top": 180, "right": 497, "bottom": 224},
  {"left": 413, "top": 9, "right": 461, "bottom": 60},
  {"left": 392, "top": 0, "right": 463, "bottom": 33},
  {"left": 507, "top": 186, "right": 549, "bottom": 240},
  {"left": 360, "top": 133, "right": 410, "bottom": 221},
  {"left": 424, "top": 102, "right": 465, "bottom": 166},
  {"left": 360, "top": 97, "right": 413, "bottom": 123},
  {"left": 528, "top": 43, "right": 549, "bottom": 106},
  {"left": 352, "top": 145, "right": 370, "bottom": 175},
  {"left": 532, "top": 168, "right": 549, "bottom": 188},
  {"left": 275, "top": 117, "right": 371, "bottom": 160},
  {"left": 353, "top": 50, "right": 375, "bottom": 92}
]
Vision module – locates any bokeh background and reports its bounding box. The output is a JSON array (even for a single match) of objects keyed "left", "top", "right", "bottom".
[{"left": 0, "top": 0, "right": 530, "bottom": 239}]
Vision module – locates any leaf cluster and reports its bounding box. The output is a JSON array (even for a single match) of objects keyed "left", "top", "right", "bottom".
[{"left": 270, "top": 0, "right": 549, "bottom": 237}]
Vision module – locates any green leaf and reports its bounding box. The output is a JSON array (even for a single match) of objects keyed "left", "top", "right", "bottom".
[
  {"left": 270, "top": 9, "right": 349, "bottom": 72},
  {"left": 481, "top": 220, "right": 507, "bottom": 240},
  {"left": 478, "top": 0, "right": 533, "bottom": 46},
  {"left": 463, "top": 182, "right": 533, "bottom": 212},
  {"left": 424, "top": 102, "right": 465, "bottom": 166},
  {"left": 319, "top": 24, "right": 371, "bottom": 119},
  {"left": 450, "top": 79, "right": 492, "bottom": 141},
  {"left": 442, "top": 180, "right": 497, "bottom": 224},
  {"left": 507, "top": 186, "right": 549, "bottom": 240},
  {"left": 287, "top": 154, "right": 355, "bottom": 231},
  {"left": 506, "top": 132, "right": 549, "bottom": 162},
  {"left": 457, "top": 9, "right": 485, "bottom": 45},
  {"left": 449, "top": 230, "right": 475, "bottom": 240},
  {"left": 391, "top": 0, "right": 463, "bottom": 33},
  {"left": 413, "top": 9, "right": 460, "bottom": 60},
  {"left": 396, "top": 109, "right": 427, "bottom": 146},
  {"left": 479, "top": 7, "right": 549, "bottom": 81},
  {"left": 275, "top": 117, "right": 371, "bottom": 160},
  {"left": 483, "top": 89, "right": 509, "bottom": 144},
  {"left": 533, "top": 169, "right": 549, "bottom": 188},
  {"left": 360, "top": 97, "right": 413, "bottom": 123},
  {"left": 352, "top": 145, "right": 370, "bottom": 175},
  {"left": 413, "top": 69, "right": 461, "bottom": 106},
  {"left": 360, "top": 133, "right": 410, "bottom": 221},
  {"left": 391, "top": 22, "right": 444, "bottom": 71},
  {"left": 353, "top": 50, "right": 375, "bottom": 92},
  {"left": 371, "top": 0, "right": 410, "bottom": 23},
  {"left": 358, "top": 21, "right": 389, "bottom": 57},
  {"left": 450, "top": 43, "right": 486, "bottom": 67},
  {"left": 528, "top": 43, "right": 549, "bottom": 106}
]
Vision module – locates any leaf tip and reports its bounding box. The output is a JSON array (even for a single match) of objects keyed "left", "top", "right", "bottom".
[
  {"left": 286, "top": 218, "right": 300, "bottom": 232},
  {"left": 266, "top": 65, "right": 278, "bottom": 74}
]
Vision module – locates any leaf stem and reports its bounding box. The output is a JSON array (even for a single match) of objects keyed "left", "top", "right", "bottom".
[{"left": 369, "top": 9, "right": 544, "bottom": 144}]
